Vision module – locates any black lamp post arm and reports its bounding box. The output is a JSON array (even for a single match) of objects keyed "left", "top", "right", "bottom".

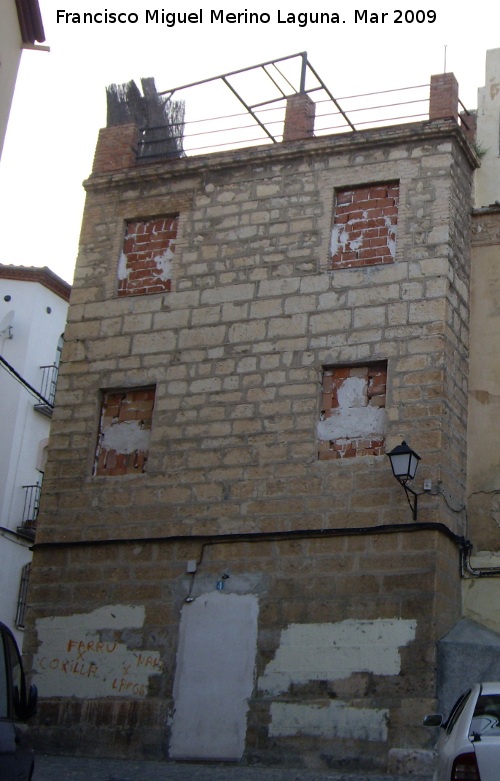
[{"left": 401, "top": 481, "right": 418, "bottom": 521}]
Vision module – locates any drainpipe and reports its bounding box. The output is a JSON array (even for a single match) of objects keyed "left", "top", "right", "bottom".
[{"left": 461, "top": 540, "right": 500, "bottom": 577}]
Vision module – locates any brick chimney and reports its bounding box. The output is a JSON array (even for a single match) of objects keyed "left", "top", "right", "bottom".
[
  {"left": 91, "top": 123, "right": 139, "bottom": 174},
  {"left": 429, "top": 73, "right": 459, "bottom": 123},
  {"left": 282, "top": 93, "right": 316, "bottom": 142}
]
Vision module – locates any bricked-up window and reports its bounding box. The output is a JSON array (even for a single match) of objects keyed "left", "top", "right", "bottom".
[
  {"left": 117, "top": 215, "right": 178, "bottom": 296},
  {"left": 318, "top": 363, "right": 387, "bottom": 460},
  {"left": 330, "top": 184, "right": 399, "bottom": 269},
  {"left": 94, "top": 388, "right": 155, "bottom": 476}
]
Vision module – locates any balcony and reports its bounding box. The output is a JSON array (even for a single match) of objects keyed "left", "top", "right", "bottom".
[
  {"left": 33, "top": 363, "right": 58, "bottom": 417},
  {"left": 17, "top": 482, "right": 41, "bottom": 540}
]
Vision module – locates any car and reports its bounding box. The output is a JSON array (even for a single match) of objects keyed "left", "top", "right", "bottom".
[
  {"left": 0, "top": 621, "right": 37, "bottom": 781},
  {"left": 423, "top": 682, "right": 500, "bottom": 781}
]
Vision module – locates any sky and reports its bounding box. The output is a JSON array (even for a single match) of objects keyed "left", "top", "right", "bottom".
[{"left": 0, "top": 0, "right": 499, "bottom": 284}]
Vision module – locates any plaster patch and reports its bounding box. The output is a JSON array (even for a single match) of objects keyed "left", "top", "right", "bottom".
[
  {"left": 317, "top": 407, "right": 385, "bottom": 441},
  {"left": 489, "top": 78, "right": 500, "bottom": 101},
  {"left": 330, "top": 225, "right": 365, "bottom": 255},
  {"left": 33, "top": 605, "right": 162, "bottom": 698},
  {"left": 117, "top": 251, "right": 128, "bottom": 280},
  {"left": 154, "top": 243, "right": 175, "bottom": 280},
  {"left": 317, "top": 376, "right": 385, "bottom": 441},
  {"left": 463, "top": 578, "right": 500, "bottom": 631},
  {"left": 384, "top": 218, "right": 397, "bottom": 258},
  {"left": 258, "top": 619, "right": 417, "bottom": 695},
  {"left": 490, "top": 494, "right": 500, "bottom": 527},
  {"left": 338, "top": 376, "right": 366, "bottom": 407},
  {"left": 330, "top": 226, "right": 351, "bottom": 255},
  {"left": 101, "top": 419, "right": 151, "bottom": 454},
  {"left": 269, "top": 701, "right": 389, "bottom": 742}
]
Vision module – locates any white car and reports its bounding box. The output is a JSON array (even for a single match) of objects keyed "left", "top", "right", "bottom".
[
  {"left": 423, "top": 682, "right": 500, "bottom": 781},
  {"left": 0, "top": 621, "right": 37, "bottom": 781}
]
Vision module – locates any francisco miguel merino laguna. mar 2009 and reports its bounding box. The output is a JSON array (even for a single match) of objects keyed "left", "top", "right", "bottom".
[{"left": 55, "top": 8, "right": 438, "bottom": 26}]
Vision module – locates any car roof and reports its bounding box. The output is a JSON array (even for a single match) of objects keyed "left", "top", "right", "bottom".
[{"left": 479, "top": 682, "right": 500, "bottom": 695}]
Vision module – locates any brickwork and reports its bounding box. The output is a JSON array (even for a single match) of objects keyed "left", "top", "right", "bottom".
[
  {"left": 460, "top": 111, "right": 477, "bottom": 146},
  {"left": 429, "top": 73, "right": 459, "bottom": 123},
  {"left": 27, "top": 115, "right": 476, "bottom": 769},
  {"left": 118, "top": 216, "right": 178, "bottom": 297},
  {"left": 318, "top": 363, "right": 386, "bottom": 460},
  {"left": 94, "top": 387, "right": 155, "bottom": 476},
  {"left": 331, "top": 183, "right": 399, "bottom": 269},
  {"left": 282, "top": 93, "right": 316, "bottom": 142},
  {"left": 92, "top": 124, "right": 139, "bottom": 174}
]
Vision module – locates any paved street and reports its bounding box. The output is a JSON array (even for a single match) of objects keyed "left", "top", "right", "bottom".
[{"left": 33, "top": 755, "right": 433, "bottom": 781}]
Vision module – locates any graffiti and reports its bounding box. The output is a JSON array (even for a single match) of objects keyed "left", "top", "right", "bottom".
[
  {"left": 35, "top": 640, "right": 163, "bottom": 698},
  {"left": 135, "top": 653, "right": 163, "bottom": 670},
  {"left": 67, "top": 639, "right": 118, "bottom": 657},
  {"left": 39, "top": 657, "right": 99, "bottom": 678},
  {"left": 33, "top": 605, "right": 163, "bottom": 699},
  {"left": 112, "top": 678, "right": 146, "bottom": 697}
]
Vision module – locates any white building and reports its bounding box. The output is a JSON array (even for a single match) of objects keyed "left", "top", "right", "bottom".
[
  {"left": 475, "top": 47, "right": 500, "bottom": 208},
  {"left": 0, "top": 265, "right": 70, "bottom": 646},
  {"left": 0, "top": 0, "right": 45, "bottom": 160}
]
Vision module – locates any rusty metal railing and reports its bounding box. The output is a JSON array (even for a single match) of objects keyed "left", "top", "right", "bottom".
[{"left": 18, "top": 483, "right": 41, "bottom": 538}]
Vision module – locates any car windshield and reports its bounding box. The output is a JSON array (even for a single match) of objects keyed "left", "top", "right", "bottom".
[
  {"left": 470, "top": 694, "right": 500, "bottom": 736},
  {"left": 445, "top": 690, "right": 472, "bottom": 735},
  {"left": 0, "top": 632, "right": 7, "bottom": 718}
]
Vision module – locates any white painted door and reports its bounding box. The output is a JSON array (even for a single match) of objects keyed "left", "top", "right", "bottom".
[{"left": 170, "top": 591, "right": 258, "bottom": 760}]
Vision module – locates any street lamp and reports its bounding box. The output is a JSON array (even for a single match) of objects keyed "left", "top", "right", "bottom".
[{"left": 386, "top": 440, "right": 421, "bottom": 520}]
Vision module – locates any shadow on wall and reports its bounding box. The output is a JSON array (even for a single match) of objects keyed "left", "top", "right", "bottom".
[{"left": 437, "top": 619, "right": 500, "bottom": 715}]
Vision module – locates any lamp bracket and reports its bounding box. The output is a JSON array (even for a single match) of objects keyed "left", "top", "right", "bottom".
[{"left": 399, "top": 480, "right": 418, "bottom": 521}]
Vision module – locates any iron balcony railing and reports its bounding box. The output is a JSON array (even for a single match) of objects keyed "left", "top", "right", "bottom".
[
  {"left": 39, "top": 363, "right": 59, "bottom": 406},
  {"left": 15, "top": 562, "right": 31, "bottom": 629},
  {"left": 18, "top": 482, "right": 41, "bottom": 539}
]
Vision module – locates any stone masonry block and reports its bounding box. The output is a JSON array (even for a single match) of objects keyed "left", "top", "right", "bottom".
[{"left": 31, "top": 116, "right": 473, "bottom": 768}]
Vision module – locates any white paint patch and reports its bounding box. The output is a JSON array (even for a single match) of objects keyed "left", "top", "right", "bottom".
[
  {"left": 317, "top": 408, "right": 385, "bottom": 441},
  {"left": 258, "top": 619, "right": 417, "bottom": 696},
  {"left": 338, "top": 376, "right": 366, "bottom": 408},
  {"left": 385, "top": 217, "right": 398, "bottom": 258},
  {"left": 330, "top": 225, "right": 349, "bottom": 256},
  {"left": 117, "top": 251, "right": 128, "bottom": 281},
  {"left": 33, "top": 605, "right": 162, "bottom": 698},
  {"left": 317, "top": 376, "right": 385, "bottom": 441},
  {"left": 101, "top": 419, "right": 151, "bottom": 454},
  {"left": 269, "top": 701, "right": 389, "bottom": 742},
  {"left": 154, "top": 242, "right": 175, "bottom": 280}
]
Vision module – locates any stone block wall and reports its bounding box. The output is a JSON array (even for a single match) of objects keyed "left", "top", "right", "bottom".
[
  {"left": 26, "top": 117, "right": 476, "bottom": 769},
  {"left": 37, "top": 119, "right": 474, "bottom": 544},
  {"left": 28, "top": 527, "right": 461, "bottom": 767}
]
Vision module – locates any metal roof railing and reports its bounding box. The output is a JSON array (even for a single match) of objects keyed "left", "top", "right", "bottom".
[{"left": 135, "top": 52, "right": 470, "bottom": 160}]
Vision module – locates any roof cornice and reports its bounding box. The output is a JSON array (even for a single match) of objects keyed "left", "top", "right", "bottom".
[
  {"left": 84, "top": 118, "right": 479, "bottom": 194},
  {"left": 0, "top": 264, "right": 71, "bottom": 301}
]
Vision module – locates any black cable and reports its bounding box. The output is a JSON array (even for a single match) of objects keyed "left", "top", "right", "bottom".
[{"left": 0, "top": 355, "right": 52, "bottom": 407}]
